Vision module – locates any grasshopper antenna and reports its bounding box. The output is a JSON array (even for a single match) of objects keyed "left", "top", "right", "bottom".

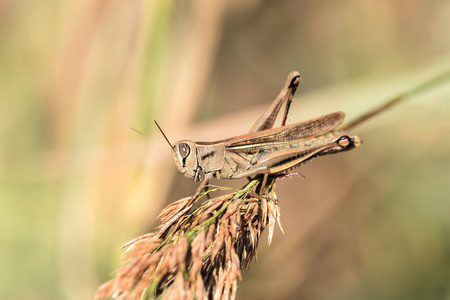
[
  {"left": 154, "top": 120, "right": 173, "bottom": 148},
  {"left": 130, "top": 127, "right": 171, "bottom": 150}
]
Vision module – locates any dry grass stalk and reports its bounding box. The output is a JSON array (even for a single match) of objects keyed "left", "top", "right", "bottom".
[{"left": 94, "top": 178, "right": 283, "bottom": 300}]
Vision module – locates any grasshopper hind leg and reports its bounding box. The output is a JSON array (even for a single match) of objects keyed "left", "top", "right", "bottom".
[{"left": 248, "top": 71, "right": 300, "bottom": 133}]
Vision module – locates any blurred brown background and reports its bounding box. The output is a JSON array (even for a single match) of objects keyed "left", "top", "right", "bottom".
[{"left": 1, "top": 0, "right": 450, "bottom": 299}]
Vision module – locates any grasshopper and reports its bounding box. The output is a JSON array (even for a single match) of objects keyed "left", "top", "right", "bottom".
[{"left": 158, "top": 71, "right": 361, "bottom": 191}]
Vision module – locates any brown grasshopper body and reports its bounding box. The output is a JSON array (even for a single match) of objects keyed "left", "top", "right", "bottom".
[
  {"left": 169, "top": 71, "right": 361, "bottom": 183},
  {"left": 173, "top": 114, "right": 360, "bottom": 182}
]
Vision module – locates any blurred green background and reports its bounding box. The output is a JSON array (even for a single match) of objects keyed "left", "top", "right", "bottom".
[{"left": 1, "top": 0, "right": 450, "bottom": 299}]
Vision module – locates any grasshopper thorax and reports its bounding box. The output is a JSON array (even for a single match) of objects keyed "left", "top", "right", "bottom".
[{"left": 171, "top": 140, "right": 200, "bottom": 181}]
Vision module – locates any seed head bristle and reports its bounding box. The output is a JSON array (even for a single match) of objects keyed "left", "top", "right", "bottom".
[{"left": 94, "top": 178, "right": 283, "bottom": 300}]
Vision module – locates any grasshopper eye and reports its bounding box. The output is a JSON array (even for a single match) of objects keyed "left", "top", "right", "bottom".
[{"left": 179, "top": 142, "right": 190, "bottom": 159}]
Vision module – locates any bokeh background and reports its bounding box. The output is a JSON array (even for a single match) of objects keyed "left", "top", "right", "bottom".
[{"left": 1, "top": 0, "right": 450, "bottom": 299}]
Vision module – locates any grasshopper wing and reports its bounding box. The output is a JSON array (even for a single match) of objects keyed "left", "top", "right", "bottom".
[{"left": 226, "top": 111, "right": 345, "bottom": 151}]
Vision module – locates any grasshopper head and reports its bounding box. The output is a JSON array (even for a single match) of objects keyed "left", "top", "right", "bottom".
[{"left": 172, "top": 140, "right": 200, "bottom": 181}]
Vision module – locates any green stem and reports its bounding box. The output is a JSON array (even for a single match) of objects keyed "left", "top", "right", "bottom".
[{"left": 341, "top": 70, "right": 450, "bottom": 131}]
